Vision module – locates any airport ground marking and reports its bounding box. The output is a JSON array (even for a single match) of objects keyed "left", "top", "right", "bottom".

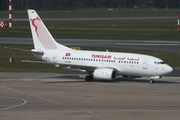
[
  {"left": 0, "top": 94, "right": 28, "bottom": 111},
  {"left": 0, "top": 85, "right": 94, "bottom": 114}
]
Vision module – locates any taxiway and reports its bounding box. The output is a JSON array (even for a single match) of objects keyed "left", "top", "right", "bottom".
[
  {"left": 1, "top": 38, "right": 180, "bottom": 53},
  {"left": 0, "top": 73, "right": 180, "bottom": 120}
]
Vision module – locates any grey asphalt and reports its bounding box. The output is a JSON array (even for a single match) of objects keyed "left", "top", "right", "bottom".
[
  {"left": 1, "top": 38, "right": 180, "bottom": 53},
  {"left": 0, "top": 73, "right": 180, "bottom": 120}
]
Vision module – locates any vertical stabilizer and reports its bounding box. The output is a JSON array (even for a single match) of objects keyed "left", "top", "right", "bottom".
[{"left": 27, "top": 9, "right": 71, "bottom": 50}]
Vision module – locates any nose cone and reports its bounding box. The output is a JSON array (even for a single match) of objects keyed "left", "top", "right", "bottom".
[{"left": 164, "top": 65, "right": 173, "bottom": 75}]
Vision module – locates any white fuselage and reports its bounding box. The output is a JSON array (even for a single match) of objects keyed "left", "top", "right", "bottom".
[{"left": 33, "top": 49, "right": 173, "bottom": 77}]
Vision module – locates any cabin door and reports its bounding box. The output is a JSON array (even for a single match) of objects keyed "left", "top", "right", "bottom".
[
  {"left": 53, "top": 53, "right": 57, "bottom": 63},
  {"left": 143, "top": 59, "right": 148, "bottom": 69}
]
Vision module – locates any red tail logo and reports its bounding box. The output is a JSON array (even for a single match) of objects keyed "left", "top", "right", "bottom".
[
  {"left": 30, "top": 16, "right": 58, "bottom": 49},
  {"left": 31, "top": 17, "right": 40, "bottom": 36}
]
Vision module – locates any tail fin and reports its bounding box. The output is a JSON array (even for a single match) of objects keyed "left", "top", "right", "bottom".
[{"left": 27, "top": 9, "right": 71, "bottom": 50}]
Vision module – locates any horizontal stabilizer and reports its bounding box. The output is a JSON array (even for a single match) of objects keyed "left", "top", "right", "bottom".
[
  {"left": 4, "top": 47, "right": 44, "bottom": 54},
  {"left": 31, "top": 49, "right": 44, "bottom": 54},
  {"left": 4, "top": 46, "right": 32, "bottom": 52}
]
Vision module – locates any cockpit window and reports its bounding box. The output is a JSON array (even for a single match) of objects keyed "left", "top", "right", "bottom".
[
  {"left": 154, "top": 61, "right": 158, "bottom": 64},
  {"left": 154, "top": 61, "right": 165, "bottom": 65}
]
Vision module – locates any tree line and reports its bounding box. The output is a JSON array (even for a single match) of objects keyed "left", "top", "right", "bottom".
[{"left": 0, "top": 0, "right": 180, "bottom": 10}]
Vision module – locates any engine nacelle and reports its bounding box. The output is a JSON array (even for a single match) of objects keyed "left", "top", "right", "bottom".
[{"left": 93, "top": 68, "right": 116, "bottom": 80}]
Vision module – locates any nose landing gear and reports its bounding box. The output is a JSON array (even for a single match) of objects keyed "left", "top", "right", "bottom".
[{"left": 149, "top": 76, "right": 161, "bottom": 84}]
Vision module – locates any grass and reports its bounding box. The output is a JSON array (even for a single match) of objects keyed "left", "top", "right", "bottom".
[
  {"left": 0, "top": 44, "right": 69, "bottom": 72},
  {"left": 0, "top": 9, "right": 179, "bottom": 18},
  {"left": 0, "top": 44, "right": 180, "bottom": 72},
  {"left": 1, "top": 9, "right": 180, "bottom": 40},
  {"left": 0, "top": 19, "right": 180, "bottom": 40}
]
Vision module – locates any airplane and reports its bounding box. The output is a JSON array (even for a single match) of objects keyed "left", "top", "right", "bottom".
[{"left": 7, "top": 9, "right": 173, "bottom": 83}]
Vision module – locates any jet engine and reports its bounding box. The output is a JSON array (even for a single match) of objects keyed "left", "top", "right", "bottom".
[{"left": 93, "top": 68, "right": 116, "bottom": 80}]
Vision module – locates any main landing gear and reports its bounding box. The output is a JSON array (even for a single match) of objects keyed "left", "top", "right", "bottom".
[
  {"left": 85, "top": 75, "right": 93, "bottom": 81},
  {"left": 149, "top": 79, "right": 154, "bottom": 84}
]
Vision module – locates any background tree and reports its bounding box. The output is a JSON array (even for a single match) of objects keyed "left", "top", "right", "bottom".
[
  {"left": 0, "top": 0, "right": 2, "bottom": 10},
  {"left": 168, "top": 0, "right": 179, "bottom": 8},
  {"left": 0, "top": 0, "right": 180, "bottom": 10}
]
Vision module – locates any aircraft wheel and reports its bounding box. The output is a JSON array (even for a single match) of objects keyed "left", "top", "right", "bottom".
[
  {"left": 150, "top": 79, "right": 154, "bottom": 84},
  {"left": 85, "top": 75, "right": 93, "bottom": 81}
]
